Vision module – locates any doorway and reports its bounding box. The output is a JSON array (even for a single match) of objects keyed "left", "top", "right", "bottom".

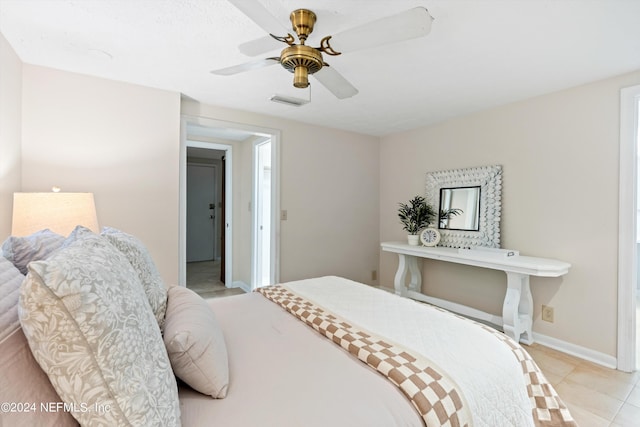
[{"left": 179, "top": 115, "right": 280, "bottom": 293}]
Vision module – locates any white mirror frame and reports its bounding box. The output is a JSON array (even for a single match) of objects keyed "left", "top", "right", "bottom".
[{"left": 426, "top": 165, "right": 503, "bottom": 248}]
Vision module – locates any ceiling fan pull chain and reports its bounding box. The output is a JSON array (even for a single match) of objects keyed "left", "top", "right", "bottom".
[{"left": 318, "top": 36, "right": 341, "bottom": 56}]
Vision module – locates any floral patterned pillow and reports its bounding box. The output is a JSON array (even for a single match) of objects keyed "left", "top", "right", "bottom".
[
  {"left": 18, "top": 232, "right": 180, "bottom": 426},
  {"left": 101, "top": 227, "right": 168, "bottom": 329}
]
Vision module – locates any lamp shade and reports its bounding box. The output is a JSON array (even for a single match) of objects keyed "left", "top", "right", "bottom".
[{"left": 11, "top": 192, "right": 99, "bottom": 237}]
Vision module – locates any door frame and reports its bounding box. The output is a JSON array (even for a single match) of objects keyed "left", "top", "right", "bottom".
[
  {"left": 251, "top": 136, "right": 276, "bottom": 289},
  {"left": 617, "top": 84, "right": 640, "bottom": 372},
  {"left": 180, "top": 117, "right": 233, "bottom": 286},
  {"left": 179, "top": 115, "right": 280, "bottom": 289}
]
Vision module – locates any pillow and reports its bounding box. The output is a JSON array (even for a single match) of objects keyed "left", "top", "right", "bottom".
[
  {"left": 164, "top": 285, "right": 229, "bottom": 398},
  {"left": 1, "top": 229, "right": 64, "bottom": 275},
  {"left": 101, "top": 227, "right": 167, "bottom": 329},
  {"left": 19, "top": 232, "right": 180, "bottom": 426},
  {"left": 0, "top": 257, "right": 24, "bottom": 342},
  {"left": 0, "top": 328, "right": 78, "bottom": 427}
]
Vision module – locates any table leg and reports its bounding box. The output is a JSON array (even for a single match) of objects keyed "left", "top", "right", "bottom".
[
  {"left": 394, "top": 254, "right": 422, "bottom": 297},
  {"left": 502, "top": 272, "right": 534, "bottom": 344}
]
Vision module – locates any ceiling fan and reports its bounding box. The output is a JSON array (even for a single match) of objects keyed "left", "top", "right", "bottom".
[{"left": 212, "top": 1, "right": 433, "bottom": 100}]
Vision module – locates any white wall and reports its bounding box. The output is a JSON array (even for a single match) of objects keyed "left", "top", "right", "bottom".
[
  {"left": 380, "top": 70, "right": 640, "bottom": 358},
  {"left": 10, "top": 64, "right": 380, "bottom": 288},
  {"left": 20, "top": 65, "right": 181, "bottom": 284},
  {"left": 182, "top": 100, "right": 380, "bottom": 286},
  {"left": 8, "top": 53, "right": 640, "bottom": 360},
  {"left": 0, "top": 33, "right": 22, "bottom": 238}
]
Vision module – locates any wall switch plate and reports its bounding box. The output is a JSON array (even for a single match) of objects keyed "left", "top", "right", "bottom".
[
  {"left": 280, "top": 210, "right": 288, "bottom": 221},
  {"left": 541, "top": 305, "right": 554, "bottom": 323}
]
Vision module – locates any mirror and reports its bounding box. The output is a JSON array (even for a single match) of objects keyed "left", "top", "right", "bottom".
[
  {"left": 426, "top": 165, "right": 502, "bottom": 248},
  {"left": 439, "top": 186, "right": 480, "bottom": 231}
]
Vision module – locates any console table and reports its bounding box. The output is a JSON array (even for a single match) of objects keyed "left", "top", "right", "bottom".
[{"left": 381, "top": 242, "right": 571, "bottom": 344}]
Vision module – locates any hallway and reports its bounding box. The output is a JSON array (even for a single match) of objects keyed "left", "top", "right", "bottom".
[{"left": 186, "top": 260, "right": 244, "bottom": 299}]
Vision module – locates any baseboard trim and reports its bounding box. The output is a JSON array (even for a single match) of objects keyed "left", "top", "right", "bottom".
[
  {"left": 532, "top": 332, "right": 617, "bottom": 369},
  {"left": 230, "top": 281, "right": 250, "bottom": 293},
  {"left": 370, "top": 285, "right": 619, "bottom": 369}
]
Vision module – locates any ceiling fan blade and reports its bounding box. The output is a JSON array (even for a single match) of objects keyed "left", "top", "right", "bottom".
[
  {"left": 239, "top": 35, "right": 283, "bottom": 56},
  {"left": 211, "top": 58, "right": 279, "bottom": 76},
  {"left": 313, "top": 66, "right": 358, "bottom": 99},
  {"left": 329, "top": 7, "right": 433, "bottom": 54},
  {"left": 227, "top": 0, "right": 288, "bottom": 39}
]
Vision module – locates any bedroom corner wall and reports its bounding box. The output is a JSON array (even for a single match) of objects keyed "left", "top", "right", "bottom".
[
  {"left": 0, "top": 33, "right": 22, "bottom": 239},
  {"left": 20, "top": 65, "right": 181, "bottom": 284},
  {"left": 379, "top": 69, "right": 640, "bottom": 360},
  {"left": 181, "top": 100, "right": 380, "bottom": 286}
]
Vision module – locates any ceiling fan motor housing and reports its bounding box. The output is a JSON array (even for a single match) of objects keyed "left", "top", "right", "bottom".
[{"left": 280, "top": 45, "right": 324, "bottom": 88}]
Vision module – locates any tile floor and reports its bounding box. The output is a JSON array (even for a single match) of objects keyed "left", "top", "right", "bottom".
[
  {"left": 186, "top": 260, "right": 244, "bottom": 299},
  {"left": 523, "top": 343, "right": 640, "bottom": 426},
  {"left": 524, "top": 295, "right": 640, "bottom": 427},
  {"left": 192, "top": 270, "right": 640, "bottom": 426}
]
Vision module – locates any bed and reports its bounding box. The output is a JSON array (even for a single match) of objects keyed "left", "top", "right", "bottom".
[
  {"left": 0, "top": 227, "right": 576, "bottom": 426},
  {"left": 180, "top": 276, "right": 575, "bottom": 427}
]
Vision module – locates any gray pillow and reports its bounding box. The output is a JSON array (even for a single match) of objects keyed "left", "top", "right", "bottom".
[
  {"left": 19, "top": 232, "right": 180, "bottom": 426},
  {"left": 101, "top": 227, "right": 168, "bottom": 329},
  {"left": 1, "top": 229, "right": 64, "bottom": 275},
  {"left": 0, "top": 257, "right": 25, "bottom": 342}
]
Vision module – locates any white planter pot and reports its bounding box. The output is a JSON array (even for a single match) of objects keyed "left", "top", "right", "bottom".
[{"left": 407, "top": 234, "right": 420, "bottom": 246}]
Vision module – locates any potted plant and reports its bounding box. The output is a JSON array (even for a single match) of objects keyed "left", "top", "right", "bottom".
[{"left": 398, "top": 195, "right": 436, "bottom": 245}]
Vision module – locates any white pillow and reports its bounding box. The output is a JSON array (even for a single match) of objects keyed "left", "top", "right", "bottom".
[
  {"left": 19, "top": 232, "right": 180, "bottom": 426},
  {"left": 101, "top": 226, "right": 168, "bottom": 329},
  {"left": 164, "top": 285, "right": 229, "bottom": 398}
]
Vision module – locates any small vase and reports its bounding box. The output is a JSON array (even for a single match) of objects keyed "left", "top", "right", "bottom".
[{"left": 407, "top": 234, "right": 420, "bottom": 246}]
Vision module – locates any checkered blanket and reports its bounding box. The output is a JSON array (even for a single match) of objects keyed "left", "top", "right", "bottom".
[
  {"left": 418, "top": 302, "right": 577, "bottom": 427},
  {"left": 475, "top": 321, "right": 577, "bottom": 426},
  {"left": 258, "top": 285, "right": 473, "bottom": 427}
]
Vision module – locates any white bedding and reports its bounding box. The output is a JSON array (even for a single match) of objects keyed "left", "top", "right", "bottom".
[
  {"left": 284, "top": 276, "right": 535, "bottom": 426},
  {"left": 180, "top": 289, "right": 425, "bottom": 426},
  {"left": 181, "top": 275, "right": 574, "bottom": 426}
]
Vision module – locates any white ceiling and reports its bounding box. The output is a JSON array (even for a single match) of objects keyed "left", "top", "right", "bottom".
[{"left": 1, "top": 0, "right": 639, "bottom": 136}]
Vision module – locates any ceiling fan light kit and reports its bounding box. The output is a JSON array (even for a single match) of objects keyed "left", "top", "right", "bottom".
[{"left": 215, "top": 1, "right": 434, "bottom": 101}]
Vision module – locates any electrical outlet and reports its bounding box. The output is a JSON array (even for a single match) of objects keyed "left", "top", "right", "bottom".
[
  {"left": 280, "top": 210, "right": 288, "bottom": 221},
  {"left": 541, "top": 305, "right": 554, "bottom": 323},
  {"left": 371, "top": 270, "right": 377, "bottom": 281}
]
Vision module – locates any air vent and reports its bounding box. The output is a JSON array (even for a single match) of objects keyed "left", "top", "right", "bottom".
[{"left": 269, "top": 94, "right": 309, "bottom": 107}]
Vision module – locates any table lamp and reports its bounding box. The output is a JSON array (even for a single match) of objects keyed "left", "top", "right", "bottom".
[{"left": 11, "top": 189, "right": 99, "bottom": 237}]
